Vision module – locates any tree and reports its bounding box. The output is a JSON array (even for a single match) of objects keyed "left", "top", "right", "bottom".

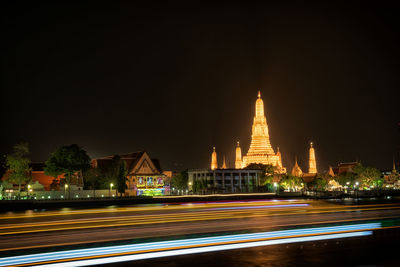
[
  {"left": 308, "top": 177, "right": 328, "bottom": 191},
  {"left": 354, "top": 165, "right": 382, "bottom": 189},
  {"left": 171, "top": 170, "right": 188, "bottom": 192},
  {"left": 116, "top": 160, "right": 128, "bottom": 196},
  {"left": 83, "top": 168, "right": 102, "bottom": 198},
  {"left": 5, "top": 142, "right": 31, "bottom": 196},
  {"left": 279, "top": 174, "right": 303, "bottom": 192},
  {"left": 45, "top": 144, "right": 91, "bottom": 198},
  {"left": 245, "top": 163, "right": 277, "bottom": 191},
  {"left": 336, "top": 172, "right": 357, "bottom": 188},
  {"left": 192, "top": 178, "right": 207, "bottom": 194}
]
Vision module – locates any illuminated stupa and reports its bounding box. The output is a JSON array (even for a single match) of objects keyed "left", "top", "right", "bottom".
[
  {"left": 291, "top": 157, "right": 303, "bottom": 177},
  {"left": 308, "top": 142, "right": 317, "bottom": 174},
  {"left": 211, "top": 147, "right": 218, "bottom": 170},
  {"left": 235, "top": 141, "right": 243, "bottom": 169},
  {"left": 242, "top": 91, "right": 286, "bottom": 172}
]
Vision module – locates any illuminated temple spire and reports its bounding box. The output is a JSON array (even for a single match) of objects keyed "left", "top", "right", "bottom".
[
  {"left": 235, "top": 141, "right": 243, "bottom": 169},
  {"left": 291, "top": 157, "right": 303, "bottom": 177},
  {"left": 211, "top": 147, "right": 218, "bottom": 170},
  {"left": 276, "top": 147, "right": 283, "bottom": 169},
  {"left": 242, "top": 91, "right": 286, "bottom": 172},
  {"left": 222, "top": 155, "right": 227, "bottom": 169},
  {"left": 308, "top": 142, "right": 317, "bottom": 174}
]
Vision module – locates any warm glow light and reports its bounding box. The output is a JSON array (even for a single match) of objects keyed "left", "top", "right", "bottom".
[
  {"left": 308, "top": 142, "right": 317, "bottom": 174},
  {"left": 242, "top": 92, "right": 285, "bottom": 172},
  {"left": 211, "top": 147, "right": 218, "bottom": 170}
]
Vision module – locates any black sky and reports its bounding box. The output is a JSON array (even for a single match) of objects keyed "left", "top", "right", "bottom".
[{"left": 1, "top": 2, "right": 399, "bottom": 172}]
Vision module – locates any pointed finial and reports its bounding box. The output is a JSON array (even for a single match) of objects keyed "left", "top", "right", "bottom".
[
  {"left": 258, "top": 90, "right": 261, "bottom": 98},
  {"left": 295, "top": 156, "right": 298, "bottom": 164},
  {"left": 277, "top": 146, "right": 280, "bottom": 152},
  {"left": 393, "top": 157, "right": 396, "bottom": 171},
  {"left": 237, "top": 141, "right": 240, "bottom": 146},
  {"left": 222, "top": 155, "right": 227, "bottom": 169},
  {"left": 213, "top": 147, "right": 216, "bottom": 152},
  {"left": 310, "top": 142, "right": 313, "bottom": 148}
]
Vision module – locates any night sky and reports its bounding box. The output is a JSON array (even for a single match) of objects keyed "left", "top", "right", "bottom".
[{"left": 1, "top": 3, "right": 399, "bottom": 172}]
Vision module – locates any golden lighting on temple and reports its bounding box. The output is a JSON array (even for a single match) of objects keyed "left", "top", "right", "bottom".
[
  {"left": 235, "top": 141, "right": 243, "bottom": 169},
  {"left": 308, "top": 142, "right": 317, "bottom": 174},
  {"left": 211, "top": 147, "right": 218, "bottom": 170},
  {"left": 222, "top": 155, "right": 227, "bottom": 169},
  {"left": 291, "top": 157, "right": 303, "bottom": 177},
  {"left": 209, "top": 91, "right": 318, "bottom": 175},
  {"left": 242, "top": 91, "right": 286, "bottom": 173}
]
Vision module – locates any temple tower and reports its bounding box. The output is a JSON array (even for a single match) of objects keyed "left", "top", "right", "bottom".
[
  {"left": 291, "top": 157, "right": 303, "bottom": 177},
  {"left": 211, "top": 147, "right": 218, "bottom": 170},
  {"left": 308, "top": 142, "right": 317, "bottom": 174},
  {"left": 242, "top": 91, "right": 285, "bottom": 172},
  {"left": 235, "top": 141, "right": 243, "bottom": 169},
  {"left": 276, "top": 147, "right": 283, "bottom": 169},
  {"left": 222, "top": 155, "right": 227, "bottom": 169}
]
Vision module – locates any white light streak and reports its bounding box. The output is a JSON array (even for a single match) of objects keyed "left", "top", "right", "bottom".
[
  {"left": 0, "top": 223, "right": 380, "bottom": 267},
  {"left": 43, "top": 231, "right": 373, "bottom": 267}
]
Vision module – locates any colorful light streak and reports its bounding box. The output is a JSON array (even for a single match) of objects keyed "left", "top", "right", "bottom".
[
  {"left": 204, "top": 203, "right": 309, "bottom": 211},
  {"left": 0, "top": 223, "right": 380, "bottom": 267},
  {"left": 45, "top": 231, "right": 372, "bottom": 267}
]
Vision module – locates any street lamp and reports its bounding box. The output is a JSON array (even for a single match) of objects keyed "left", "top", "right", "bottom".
[
  {"left": 110, "top": 183, "right": 114, "bottom": 197},
  {"left": 64, "top": 184, "right": 68, "bottom": 199},
  {"left": 355, "top": 182, "right": 359, "bottom": 199},
  {"left": 27, "top": 184, "right": 31, "bottom": 198},
  {"left": 273, "top": 182, "right": 278, "bottom": 194}
]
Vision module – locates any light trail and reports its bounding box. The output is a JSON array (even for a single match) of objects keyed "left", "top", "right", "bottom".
[
  {"left": 43, "top": 231, "right": 372, "bottom": 267},
  {"left": 0, "top": 223, "right": 381, "bottom": 267},
  {"left": 0, "top": 204, "right": 397, "bottom": 236},
  {"left": 204, "top": 203, "right": 309, "bottom": 211},
  {"left": 0, "top": 201, "right": 398, "bottom": 222},
  {"left": 0, "top": 199, "right": 307, "bottom": 220},
  {"left": 0, "top": 203, "right": 309, "bottom": 231},
  {"left": 0, "top": 215, "right": 395, "bottom": 252}
]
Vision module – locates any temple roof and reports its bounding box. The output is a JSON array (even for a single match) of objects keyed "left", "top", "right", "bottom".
[{"left": 93, "top": 151, "right": 162, "bottom": 173}]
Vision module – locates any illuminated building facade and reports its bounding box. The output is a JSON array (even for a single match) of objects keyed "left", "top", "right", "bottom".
[
  {"left": 188, "top": 169, "right": 263, "bottom": 193},
  {"left": 92, "top": 151, "right": 167, "bottom": 196},
  {"left": 241, "top": 91, "right": 285, "bottom": 172}
]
